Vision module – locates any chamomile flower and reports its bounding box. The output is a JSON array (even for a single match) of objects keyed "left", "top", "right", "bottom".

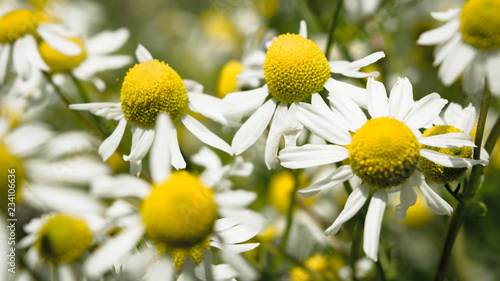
[
  {"left": 85, "top": 169, "right": 263, "bottom": 280},
  {"left": 278, "top": 77, "right": 488, "bottom": 261},
  {"left": 417, "top": 0, "right": 500, "bottom": 96},
  {"left": 70, "top": 45, "right": 232, "bottom": 176},
  {"left": 221, "top": 20, "right": 385, "bottom": 169},
  {"left": 0, "top": 2, "right": 82, "bottom": 85}
]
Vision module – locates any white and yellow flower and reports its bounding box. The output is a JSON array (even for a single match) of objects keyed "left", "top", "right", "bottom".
[
  {"left": 417, "top": 0, "right": 500, "bottom": 96},
  {"left": 221, "top": 20, "right": 385, "bottom": 169},
  {"left": 278, "top": 77, "right": 488, "bottom": 261},
  {"left": 70, "top": 45, "right": 232, "bottom": 176}
]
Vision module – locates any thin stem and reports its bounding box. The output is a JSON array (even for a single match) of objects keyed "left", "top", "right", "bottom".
[
  {"left": 375, "top": 259, "right": 388, "bottom": 281},
  {"left": 484, "top": 114, "right": 500, "bottom": 155},
  {"left": 434, "top": 86, "right": 490, "bottom": 281},
  {"left": 280, "top": 169, "right": 302, "bottom": 250},
  {"left": 69, "top": 73, "right": 91, "bottom": 103},
  {"left": 324, "top": 0, "right": 344, "bottom": 60}
]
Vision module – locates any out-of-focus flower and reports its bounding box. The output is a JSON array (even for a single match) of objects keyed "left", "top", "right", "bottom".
[
  {"left": 290, "top": 254, "right": 346, "bottom": 281},
  {"left": 70, "top": 45, "right": 232, "bottom": 176},
  {"left": 417, "top": 0, "right": 500, "bottom": 96},
  {"left": 221, "top": 20, "right": 385, "bottom": 169},
  {"left": 279, "top": 77, "right": 488, "bottom": 261}
]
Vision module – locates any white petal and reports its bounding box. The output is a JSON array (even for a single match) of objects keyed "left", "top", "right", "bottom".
[
  {"left": 215, "top": 190, "right": 257, "bottom": 207},
  {"left": 74, "top": 55, "right": 132, "bottom": 78},
  {"left": 37, "top": 24, "right": 81, "bottom": 56},
  {"left": 404, "top": 93, "right": 447, "bottom": 129},
  {"left": 265, "top": 103, "right": 288, "bottom": 169},
  {"left": 282, "top": 103, "right": 304, "bottom": 147},
  {"left": 298, "top": 165, "right": 355, "bottom": 198},
  {"left": 23, "top": 35, "right": 49, "bottom": 71},
  {"left": 394, "top": 182, "right": 417, "bottom": 220},
  {"left": 135, "top": 44, "right": 153, "bottom": 63},
  {"left": 486, "top": 51, "right": 500, "bottom": 96},
  {"left": 420, "top": 149, "right": 488, "bottom": 167},
  {"left": 220, "top": 248, "right": 258, "bottom": 281},
  {"left": 13, "top": 38, "right": 30, "bottom": 79},
  {"left": 221, "top": 86, "right": 269, "bottom": 121},
  {"left": 5, "top": 123, "right": 53, "bottom": 157},
  {"left": 363, "top": 190, "right": 387, "bottom": 262},
  {"left": 98, "top": 118, "right": 127, "bottom": 161},
  {"left": 438, "top": 41, "right": 477, "bottom": 86},
  {"left": 231, "top": 99, "right": 276, "bottom": 155},
  {"left": 144, "top": 257, "right": 175, "bottom": 281},
  {"left": 418, "top": 132, "right": 475, "bottom": 148},
  {"left": 366, "top": 78, "right": 389, "bottom": 118},
  {"left": 187, "top": 92, "right": 227, "bottom": 125},
  {"left": 164, "top": 115, "right": 186, "bottom": 169},
  {"left": 183, "top": 79, "right": 204, "bottom": 93},
  {"left": 443, "top": 103, "right": 476, "bottom": 134},
  {"left": 214, "top": 218, "right": 238, "bottom": 232},
  {"left": 150, "top": 112, "right": 171, "bottom": 184},
  {"left": 328, "top": 93, "right": 367, "bottom": 131},
  {"left": 130, "top": 160, "right": 142, "bottom": 176},
  {"left": 219, "top": 243, "right": 260, "bottom": 254},
  {"left": 0, "top": 44, "right": 10, "bottom": 84},
  {"left": 84, "top": 225, "right": 145, "bottom": 280},
  {"left": 431, "top": 8, "right": 461, "bottom": 21},
  {"left": 296, "top": 95, "right": 351, "bottom": 145},
  {"left": 434, "top": 33, "right": 461, "bottom": 66},
  {"left": 123, "top": 126, "right": 155, "bottom": 162},
  {"left": 299, "top": 20, "right": 307, "bottom": 38},
  {"left": 331, "top": 52, "right": 385, "bottom": 77},
  {"left": 324, "top": 78, "right": 367, "bottom": 108},
  {"left": 218, "top": 224, "right": 259, "bottom": 245},
  {"left": 218, "top": 208, "right": 265, "bottom": 232},
  {"left": 91, "top": 174, "right": 151, "bottom": 199},
  {"left": 181, "top": 114, "right": 232, "bottom": 154},
  {"left": 388, "top": 77, "right": 414, "bottom": 120},
  {"left": 417, "top": 19, "right": 460, "bottom": 45},
  {"left": 412, "top": 172, "right": 453, "bottom": 215},
  {"left": 86, "top": 28, "right": 130, "bottom": 54},
  {"left": 279, "top": 144, "right": 349, "bottom": 169},
  {"left": 325, "top": 185, "right": 370, "bottom": 235},
  {"left": 69, "top": 102, "right": 124, "bottom": 120}
]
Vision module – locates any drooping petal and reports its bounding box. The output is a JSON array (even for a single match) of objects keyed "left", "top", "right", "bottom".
[
  {"left": 486, "top": 50, "right": 500, "bottom": 96},
  {"left": 231, "top": 99, "right": 276, "bottom": 155},
  {"left": 395, "top": 182, "right": 417, "bottom": 220},
  {"left": 388, "top": 77, "right": 414, "bottom": 121},
  {"left": 404, "top": 93, "right": 448, "bottom": 129},
  {"left": 412, "top": 172, "right": 453, "bottom": 216},
  {"left": 135, "top": 44, "right": 153, "bottom": 63},
  {"left": 181, "top": 114, "right": 232, "bottom": 154},
  {"left": 299, "top": 20, "right": 307, "bottom": 38},
  {"left": 366, "top": 78, "right": 389, "bottom": 118},
  {"left": 98, "top": 118, "right": 127, "bottom": 161},
  {"left": 325, "top": 185, "right": 370, "bottom": 235},
  {"left": 418, "top": 132, "right": 475, "bottom": 148},
  {"left": 164, "top": 114, "right": 186, "bottom": 170},
  {"left": 265, "top": 103, "right": 288, "bottom": 169},
  {"left": 298, "top": 165, "right": 355, "bottom": 198},
  {"left": 420, "top": 149, "right": 488, "bottom": 167},
  {"left": 363, "top": 190, "right": 387, "bottom": 262},
  {"left": 150, "top": 112, "right": 171, "bottom": 184},
  {"left": 123, "top": 126, "right": 155, "bottom": 162},
  {"left": 278, "top": 144, "right": 349, "bottom": 169}
]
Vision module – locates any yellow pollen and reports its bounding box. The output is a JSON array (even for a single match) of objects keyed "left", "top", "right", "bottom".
[
  {"left": 121, "top": 60, "right": 188, "bottom": 128},
  {"left": 349, "top": 117, "right": 420, "bottom": 189},
  {"left": 0, "top": 143, "right": 25, "bottom": 214},
  {"left": 461, "top": 0, "right": 500, "bottom": 49},
  {"left": 419, "top": 125, "right": 473, "bottom": 183},
  {"left": 0, "top": 10, "right": 40, "bottom": 44},
  {"left": 264, "top": 34, "right": 330, "bottom": 103},
  {"left": 36, "top": 214, "right": 92, "bottom": 264},
  {"left": 216, "top": 60, "right": 243, "bottom": 98},
  {"left": 140, "top": 171, "right": 218, "bottom": 270},
  {"left": 39, "top": 37, "right": 86, "bottom": 73}
]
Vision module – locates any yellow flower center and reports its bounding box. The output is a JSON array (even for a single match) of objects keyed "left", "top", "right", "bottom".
[
  {"left": 349, "top": 117, "right": 420, "bottom": 189},
  {"left": 269, "top": 170, "right": 312, "bottom": 214},
  {"left": 0, "top": 10, "right": 40, "bottom": 44},
  {"left": 419, "top": 125, "right": 473, "bottom": 184},
  {"left": 216, "top": 60, "right": 243, "bottom": 98},
  {"left": 290, "top": 254, "right": 343, "bottom": 281},
  {"left": 461, "top": 0, "right": 500, "bottom": 49},
  {"left": 121, "top": 60, "right": 188, "bottom": 128},
  {"left": 140, "top": 171, "right": 218, "bottom": 271},
  {"left": 39, "top": 37, "right": 86, "bottom": 73},
  {"left": 0, "top": 143, "right": 25, "bottom": 214},
  {"left": 36, "top": 214, "right": 92, "bottom": 264},
  {"left": 264, "top": 34, "right": 330, "bottom": 103}
]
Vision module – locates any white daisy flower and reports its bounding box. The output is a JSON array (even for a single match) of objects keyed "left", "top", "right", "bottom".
[
  {"left": 70, "top": 44, "right": 232, "bottom": 176},
  {"left": 84, "top": 167, "right": 264, "bottom": 280},
  {"left": 0, "top": 118, "right": 109, "bottom": 215},
  {"left": 18, "top": 212, "right": 105, "bottom": 280},
  {"left": 0, "top": 2, "right": 82, "bottom": 85},
  {"left": 221, "top": 20, "right": 385, "bottom": 169},
  {"left": 417, "top": 0, "right": 500, "bottom": 96},
  {"left": 278, "top": 77, "right": 489, "bottom": 261}
]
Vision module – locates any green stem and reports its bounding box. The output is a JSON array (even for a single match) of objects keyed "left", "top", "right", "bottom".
[
  {"left": 324, "top": 0, "right": 344, "bottom": 60},
  {"left": 375, "top": 259, "right": 388, "bottom": 281},
  {"left": 434, "top": 86, "right": 491, "bottom": 281},
  {"left": 69, "top": 73, "right": 91, "bottom": 103},
  {"left": 484, "top": 114, "right": 500, "bottom": 155},
  {"left": 280, "top": 169, "right": 302, "bottom": 250}
]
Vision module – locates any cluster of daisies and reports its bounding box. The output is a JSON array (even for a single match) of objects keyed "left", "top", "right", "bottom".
[{"left": 0, "top": 0, "right": 497, "bottom": 280}]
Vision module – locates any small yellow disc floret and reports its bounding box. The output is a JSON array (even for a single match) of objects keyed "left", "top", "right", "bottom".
[
  {"left": 419, "top": 125, "right": 473, "bottom": 183},
  {"left": 36, "top": 214, "right": 92, "bottom": 264},
  {"left": 0, "top": 144, "right": 25, "bottom": 214},
  {"left": 461, "top": 0, "right": 500, "bottom": 49},
  {"left": 264, "top": 34, "right": 330, "bottom": 103},
  {"left": 39, "top": 37, "right": 86, "bottom": 72},
  {"left": 217, "top": 60, "right": 243, "bottom": 98},
  {"left": 0, "top": 10, "right": 40, "bottom": 44},
  {"left": 349, "top": 117, "right": 420, "bottom": 189},
  {"left": 140, "top": 171, "right": 217, "bottom": 269},
  {"left": 121, "top": 60, "right": 188, "bottom": 128}
]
